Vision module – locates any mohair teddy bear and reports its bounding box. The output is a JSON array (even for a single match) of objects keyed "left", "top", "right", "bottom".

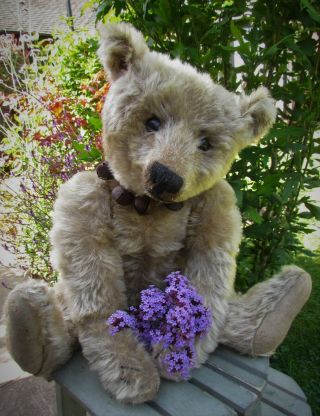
[{"left": 4, "top": 23, "right": 312, "bottom": 404}]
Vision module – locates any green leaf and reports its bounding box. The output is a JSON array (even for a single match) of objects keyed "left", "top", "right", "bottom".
[
  {"left": 243, "top": 207, "right": 263, "bottom": 224},
  {"left": 77, "top": 147, "right": 102, "bottom": 162},
  {"left": 222, "top": 0, "right": 234, "bottom": 7},
  {"left": 274, "top": 247, "right": 291, "bottom": 263},
  {"left": 230, "top": 20, "right": 242, "bottom": 40},
  {"left": 269, "top": 126, "right": 306, "bottom": 140},
  {"left": 157, "top": 0, "right": 172, "bottom": 25},
  {"left": 263, "top": 44, "right": 278, "bottom": 58},
  {"left": 81, "top": 0, "right": 96, "bottom": 15},
  {"left": 73, "top": 141, "right": 102, "bottom": 162},
  {"left": 304, "top": 178, "right": 320, "bottom": 189},
  {"left": 305, "top": 202, "right": 320, "bottom": 220},
  {"left": 299, "top": 211, "right": 313, "bottom": 219},
  {"left": 95, "top": 0, "right": 113, "bottom": 21},
  {"left": 282, "top": 176, "right": 301, "bottom": 202},
  {"left": 256, "top": 174, "right": 281, "bottom": 195},
  {"left": 263, "top": 34, "right": 294, "bottom": 58},
  {"left": 300, "top": 0, "right": 320, "bottom": 23},
  {"left": 245, "top": 222, "right": 274, "bottom": 238},
  {"left": 88, "top": 147, "right": 102, "bottom": 159},
  {"left": 229, "top": 180, "right": 245, "bottom": 207},
  {"left": 230, "top": 20, "right": 250, "bottom": 55},
  {"left": 102, "top": 5, "right": 121, "bottom": 23},
  {"left": 88, "top": 115, "right": 102, "bottom": 131}
]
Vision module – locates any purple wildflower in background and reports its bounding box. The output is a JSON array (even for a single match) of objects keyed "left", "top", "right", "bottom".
[
  {"left": 64, "top": 153, "right": 76, "bottom": 169},
  {"left": 19, "top": 182, "right": 27, "bottom": 192},
  {"left": 41, "top": 156, "right": 50, "bottom": 164},
  {"left": 60, "top": 172, "right": 69, "bottom": 182},
  {"left": 106, "top": 271, "right": 212, "bottom": 379}
]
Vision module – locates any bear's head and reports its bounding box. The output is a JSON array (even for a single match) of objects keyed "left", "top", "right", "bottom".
[{"left": 98, "top": 23, "right": 276, "bottom": 203}]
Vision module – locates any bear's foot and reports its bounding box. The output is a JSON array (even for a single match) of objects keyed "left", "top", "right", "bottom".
[
  {"left": 220, "top": 266, "right": 312, "bottom": 356},
  {"left": 4, "top": 280, "right": 74, "bottom": 378},
  {"left": 79, "top": 324, "right": 160, "bottom": 404},
  {"left": 113, "top": 353, "right": 160, "bottom": 403}
]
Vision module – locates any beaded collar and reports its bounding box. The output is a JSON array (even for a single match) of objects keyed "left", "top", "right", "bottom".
[{"left": 96, "top": 162, "right": 184, "bottom": 215}]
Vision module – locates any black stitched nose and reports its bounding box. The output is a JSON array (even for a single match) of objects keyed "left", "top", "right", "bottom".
[{"left": 149, "top": 162, "right": 183, "bottom": 198}]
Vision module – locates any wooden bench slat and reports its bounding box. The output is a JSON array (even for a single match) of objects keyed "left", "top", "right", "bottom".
[
  {"left": 190, "top": 365, "right": 259, "bottom": 416},
  {"left": 206, "top": 354, "right": 266, "bottom": 392},
  {"left": 268, "top": 368, "right": 307, "bottom": 401},
  {"left": 215, "top": 347, "right": 269, "bottom": 379},
  {"left": 53, "top": 353, "right": 161, "bottom": 416},
  {"left": 261, "top": 383, "right": 312, "bottom": 416},
  {"left": 260, "top": 401, "right": 289, "bottom": 416},
  {"left": 150, "top": 380, "right": 237, "bottom": 416}
]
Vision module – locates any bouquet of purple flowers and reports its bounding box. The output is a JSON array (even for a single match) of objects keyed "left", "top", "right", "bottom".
[{"left": 106, "top": 271, "right": 212, "bottom": 379}]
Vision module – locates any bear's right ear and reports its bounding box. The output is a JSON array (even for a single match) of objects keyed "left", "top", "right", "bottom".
[{"left": 98, "top": 23, "right": 148, "bottom": 82}]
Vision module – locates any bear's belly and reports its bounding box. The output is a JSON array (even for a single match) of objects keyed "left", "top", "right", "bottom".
[
  {"left": 122, "top": 253, "right": 181, "bottom": 306},
  {"left": 111, "top": 203, "right": 191, "bottom": 305}
]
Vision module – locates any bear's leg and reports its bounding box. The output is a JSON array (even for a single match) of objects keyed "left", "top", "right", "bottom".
[
  {"left": 219, "top": 266, "right": 312, "bottom": 355},
  {"left": 4, "top": 279, "right": 75, "bottom": 378}
]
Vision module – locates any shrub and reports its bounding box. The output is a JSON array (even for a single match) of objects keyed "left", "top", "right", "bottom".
[{"left": 93, "top": 0, "right": 320, "bottom": 289}]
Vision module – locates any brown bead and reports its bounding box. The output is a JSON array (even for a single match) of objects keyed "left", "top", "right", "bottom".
[
  {"left": 112, "top": 186, "right": 134, "bottom": 205},
  {"left": 96, "top": 162, "right": 113, "bottom": 180},
  {"left": 164, "top": 202, "right": 184, "bottom": 211},
  {"left": 134, "top": 195, "right": 150, "bottom": 215}
]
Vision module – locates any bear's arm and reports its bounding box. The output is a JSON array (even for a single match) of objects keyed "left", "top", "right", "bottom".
[
  {"left": 50, "top": 171, "right": 127, "bottom": 323},
  {"left": 184, "top": 179, "right": 242, "bottom": 359},
  {"left": 50, "top": 171, "right": 160, "bottom": 400}
]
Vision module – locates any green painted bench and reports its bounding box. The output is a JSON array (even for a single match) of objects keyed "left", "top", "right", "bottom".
[{"left": 53, "top": 346, "right": 311, "bottom": 416}]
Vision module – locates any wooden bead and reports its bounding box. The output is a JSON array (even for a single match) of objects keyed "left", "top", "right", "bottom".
[
  {"left": 134, "top": 195, "right": 150, "bottom": 215},
  {"left": 111, "top": 186, "right": 134, "bottom": 205},
  {"left": 164, "top": 202, "right": 184, "bottom": 211},
  {"left": 96, "top": 162, "right": 113, "bottom": 180}
]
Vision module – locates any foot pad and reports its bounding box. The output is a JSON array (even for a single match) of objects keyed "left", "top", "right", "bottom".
[{"left": 252, "top": 266, "right": 312, "bottom": 355}]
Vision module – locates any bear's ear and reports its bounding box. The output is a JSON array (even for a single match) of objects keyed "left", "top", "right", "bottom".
[
  {"left": 234, "top": 87, "right": 276, "bottom": 149},
  {"left": 98, "top": 22, "right": 148, "bottom": 81}
]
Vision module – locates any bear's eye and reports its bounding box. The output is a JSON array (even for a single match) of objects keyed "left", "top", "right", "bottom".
[
  {"left": 198, "top": 137, "right": 212, "bottom": 151},
  {"left": 146, "top": 116, "right": 161, "bottom": 132}
]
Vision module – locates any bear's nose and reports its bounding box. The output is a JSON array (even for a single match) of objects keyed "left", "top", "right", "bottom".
[{"left": 149, "top": 162, "right": 183, "bottom": 198}]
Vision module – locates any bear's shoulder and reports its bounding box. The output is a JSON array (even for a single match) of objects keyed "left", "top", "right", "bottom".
[
  {"left": 197, "top": 179, "right": 238, "bottom": 211},
  {"left": 52, "top": 170, "right": 112, "bottom": 223}
]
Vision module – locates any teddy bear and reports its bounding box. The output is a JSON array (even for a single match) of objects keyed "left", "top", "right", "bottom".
[{"left": 4, "top": 22, "right": 312, "bottom": 404}]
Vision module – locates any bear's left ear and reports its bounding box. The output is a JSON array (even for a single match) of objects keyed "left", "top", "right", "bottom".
[
  {"left": 234, "top": 87, "right": 276, "bottom": 149},
  {"left": 98, "top": 22, "right": 148, "bottom": 82}
]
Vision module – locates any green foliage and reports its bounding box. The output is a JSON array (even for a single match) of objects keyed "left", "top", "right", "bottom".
[{"left": 93, "top": 0, "right": 320, "bottom": 289}]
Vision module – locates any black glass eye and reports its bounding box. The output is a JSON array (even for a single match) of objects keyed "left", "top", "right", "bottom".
[
  {"left": 146, "top": 116, "right": 161, "bottom": 132},
  {"left": 198, "top": 137, "right": 212, "bottom": 151}
]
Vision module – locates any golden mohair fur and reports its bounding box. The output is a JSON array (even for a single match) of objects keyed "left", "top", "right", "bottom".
[{"left": 4, "top": 23, "right": 311, "bottom": 404}]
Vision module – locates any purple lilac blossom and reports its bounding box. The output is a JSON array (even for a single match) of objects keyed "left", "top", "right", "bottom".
[{"left": 106, "top": 271, "right": 212, "bottom": 379}]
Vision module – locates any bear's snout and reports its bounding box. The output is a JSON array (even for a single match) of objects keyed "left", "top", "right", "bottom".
[{"left": 148, "top": 162, "right": 183, "bottom": 200}]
